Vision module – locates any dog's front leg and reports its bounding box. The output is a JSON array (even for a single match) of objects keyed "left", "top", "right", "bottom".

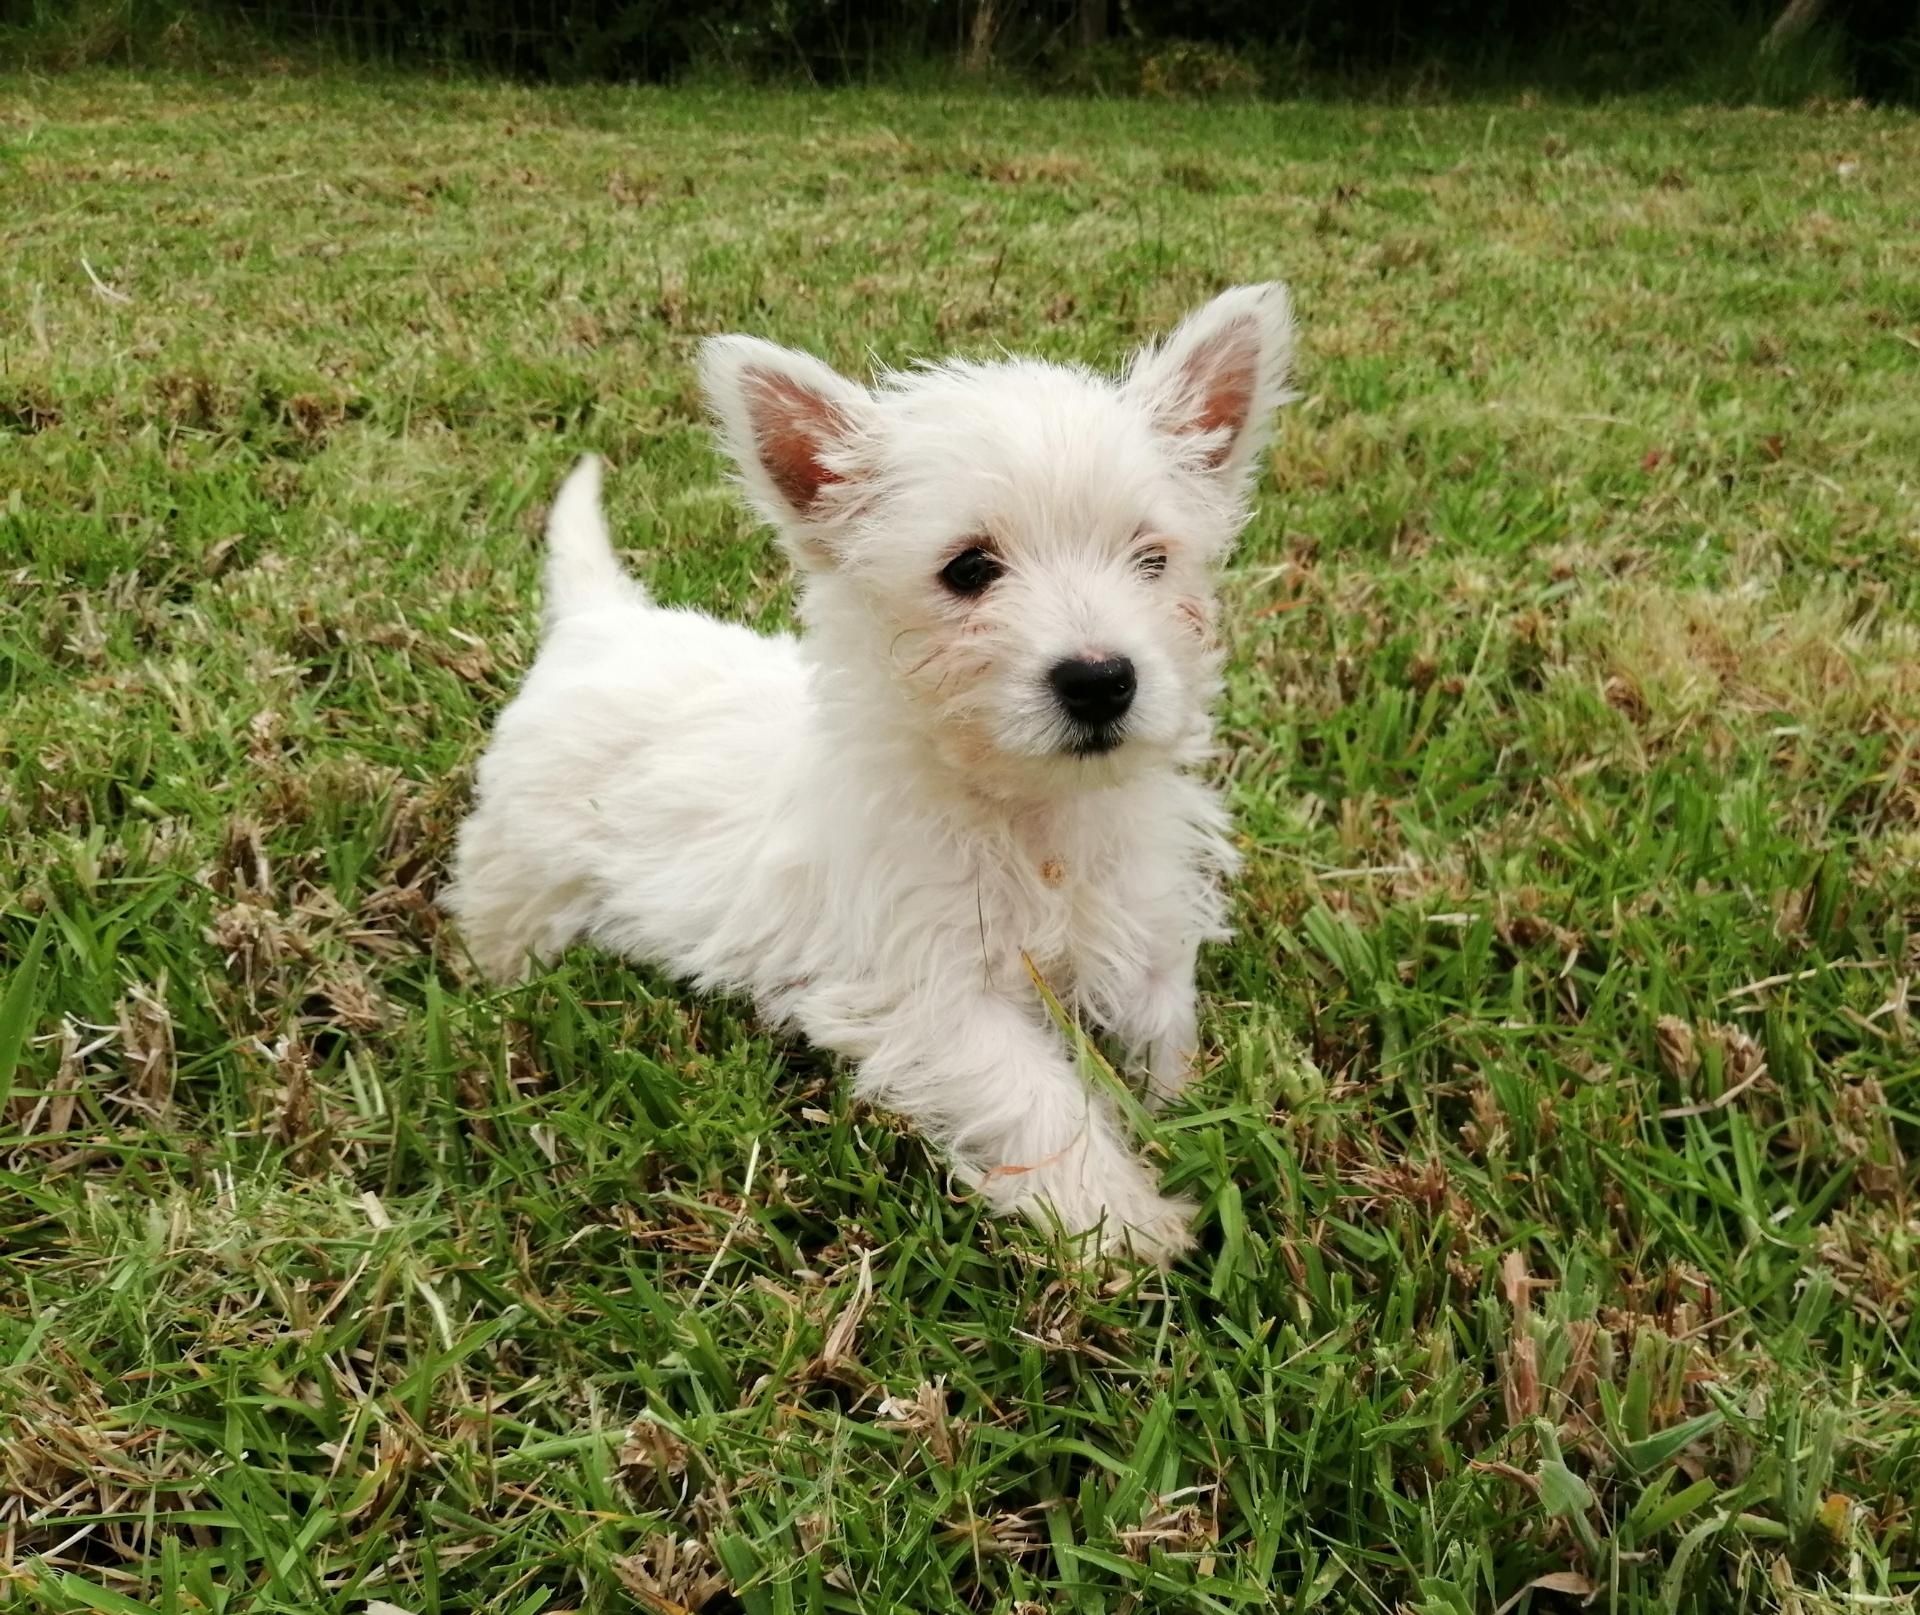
[
  {"left": 809, "top": 989, "right": 1193, "bottom": 1263},
  {"left": 1146, "top": 974, "right": 1201, "bottom": 1112},
  {"left": 1109, "top": 937, "right": 1202, "bottom": 1112}
]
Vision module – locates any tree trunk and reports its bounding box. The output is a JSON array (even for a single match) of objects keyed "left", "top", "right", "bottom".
[
  {"left": 964, "top": 0, "right": 997, "bottom": 72},
  {"left": 1764, "top": 0, "right": 1829, "bottom": 52},
  {"left": 1077, "top": 0, "right": 1108, "bottom": 51}
]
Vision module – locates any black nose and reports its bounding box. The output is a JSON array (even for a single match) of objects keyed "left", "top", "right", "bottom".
[{"left": 1048, "top": 655, "right": 1136, "bottom": 727}]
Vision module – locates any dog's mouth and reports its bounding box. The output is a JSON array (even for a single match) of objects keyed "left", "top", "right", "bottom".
[{"left": 1065, "top": 724, "right": 1125, "bottom": 758}]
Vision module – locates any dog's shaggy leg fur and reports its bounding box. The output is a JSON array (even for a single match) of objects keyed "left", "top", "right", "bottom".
[
  {"left": 794, "top": 988, "right": 1193, "bottom": 1261},
  {"left": 1112, "top": 937, "right": 1204, "bottom": 1111}
]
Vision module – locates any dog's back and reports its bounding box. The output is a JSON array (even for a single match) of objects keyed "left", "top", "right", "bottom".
[{"left": 445, "top": 461, "right": 814, "bottom": 983}]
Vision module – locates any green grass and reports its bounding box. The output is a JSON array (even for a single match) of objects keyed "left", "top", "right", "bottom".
[{"left": 3, "top": 68, "right": 1919, "bottom": 1615}]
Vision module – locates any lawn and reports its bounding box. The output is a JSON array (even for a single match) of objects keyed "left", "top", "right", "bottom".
[{"left": 2, "top": 67, "right": 1919, "bottom": 1615}]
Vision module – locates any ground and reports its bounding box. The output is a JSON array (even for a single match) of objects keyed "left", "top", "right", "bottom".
[{"left": 2, "top": 68, "right": 1918, "bottom": 1615}]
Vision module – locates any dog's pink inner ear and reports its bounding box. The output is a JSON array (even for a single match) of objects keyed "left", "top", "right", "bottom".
[
  {"left": 744, "top": 369, "right": 849, "bottom": 516},
  {"left": 1169, "top": 318, "right": 1258, "bottom": 470}
]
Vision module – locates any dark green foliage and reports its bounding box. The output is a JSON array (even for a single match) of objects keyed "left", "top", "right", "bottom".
[{"left": 6, "top": 0, "right": 1919, "bottom": 100}]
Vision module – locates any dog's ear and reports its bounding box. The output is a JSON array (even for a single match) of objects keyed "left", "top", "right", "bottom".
[
  {"left": 700, "top": 336, "right": 875, "bottom": 567},
  {"left": 1125, "top": 283, "right": 1295, "bottom": 496}
]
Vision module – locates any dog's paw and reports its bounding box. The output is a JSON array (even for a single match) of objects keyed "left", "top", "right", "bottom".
[
  {"left": 1096, "top": 1189, "right": 1197, "bottom": 1267},
  {"left": 977, "top": 1133, "right": 1195, "bottom": 1267}
]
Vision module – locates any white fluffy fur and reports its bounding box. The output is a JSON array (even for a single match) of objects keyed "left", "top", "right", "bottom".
[{"left": 446, "top": 285, "right": 1296, "bottom": 1262}]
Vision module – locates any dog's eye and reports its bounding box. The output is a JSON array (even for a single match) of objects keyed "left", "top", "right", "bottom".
[
  {"left": 1135, "top": 548, "right": 1169, "bottom": 580},
  {"left": 940, "top": 546, "right": 1004, "bottom": 597}
]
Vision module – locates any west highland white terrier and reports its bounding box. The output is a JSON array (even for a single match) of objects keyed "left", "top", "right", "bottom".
[{"left": 447, "top": 284, "right": 1296, "bottom": 1261}]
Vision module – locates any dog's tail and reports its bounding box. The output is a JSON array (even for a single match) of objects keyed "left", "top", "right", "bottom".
[{"left": 544, "top": 455, "right": 645, "bottom": 628}]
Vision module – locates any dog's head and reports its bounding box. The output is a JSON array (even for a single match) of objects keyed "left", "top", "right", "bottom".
[{"left": 700, "top": 285, "right": 1295, "bottom": 792}]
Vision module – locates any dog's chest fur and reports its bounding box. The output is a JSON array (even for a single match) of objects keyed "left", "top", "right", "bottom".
[{"left": 970, "top": 798, "right": 1181, "bottom": 1012}]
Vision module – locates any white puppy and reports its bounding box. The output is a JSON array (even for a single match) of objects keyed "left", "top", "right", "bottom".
[{"left": 447, "top": 285, "right": 1295, "bottom": 1261}]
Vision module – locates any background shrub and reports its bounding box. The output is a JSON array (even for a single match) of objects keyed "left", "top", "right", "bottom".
[{"left": 3, "top": 0, "right": 1916, "bottom": 104}]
